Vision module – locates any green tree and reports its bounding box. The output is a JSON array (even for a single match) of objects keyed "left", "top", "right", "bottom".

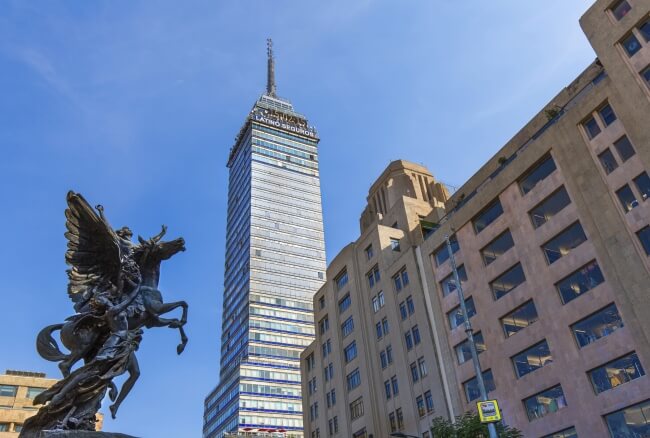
[{"left": 430, "top": 412, "right": 523, "bottom": 438}]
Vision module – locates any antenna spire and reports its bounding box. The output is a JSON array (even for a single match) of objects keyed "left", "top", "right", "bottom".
[{"left": 266, "top": 38, "right": 277, "bottom": 97}]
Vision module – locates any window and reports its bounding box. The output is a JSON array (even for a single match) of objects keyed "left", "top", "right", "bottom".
[
  {"left": 396, "top": 408, "right": 404, "bottom": 429},
  {"left": 344, "top": 341, "right": 358, "bottom": 363},
  {"left": 542, "top": 222, "right": 587, "bottom": 264},
  {"left": 643, "top": 65, "right": 650, "bottom": 87},
  {"left": 335, "top": 269, "right": 349, "bottom": 291},
  {"left": 385, "top": 380, "right": 392, "bottom": 400},
  {"left": 0, "top": 424, "right": 9, "bottom": 432},
  {"left": 418, "top": 357, "right": 428, "bottom": 377},
  {"left": 589, "top": 352, "right": 645, "bottom": 394},
  {"left": 519, "top": 154, "right": 557, "bottom": 194},
  {"left": 481, "top": 230, "right": 515, "bottom": 265},
  {"left": 310, "top": 402, "right": 319, "bottom": 420},
  {"left": 542, "top": 427, "right": 577, "bottom": 438},
  {"left": 448, "top": 297, "right": 477, "bottom": 329},
  {"left": 341, "top": 317, "right": 354, "bottom": 338},
  {"left": 389, "top": 412, "right": 396, "bottom": 431},
  {"left": 390, "top": 238, "right": 401, "bottom": 251},
  {"left": 378, "top": 291, "right": 385, "bottom": 308},
  {"left": 556, "top": 260, "right": 605, "bottom": 304},
  {"left": 598, "top": 148, "right": 619, "bottom": 174},
  {"left": 0, "top": 385, "right": 17, "bottom": 397},
  {"left": 633, "top": 172, "right": 650, "bottom": 201},
  {"left": 416, "top": 395, "right": 425, "bottom": 417},
  {"left": 323, "top": 339, "right": 331, "bottom": 357},
  {"left": 599, "top": 103, "right": 617, "bottom": 126},
  {"left": 338, "top": 294, "right": 351, "bottom": 313},
  {"left": 380, "top": 350, "right": 388, "bottom": 368},
  {"left": 455, "top": 332, "right": 486, "bottom": 364},
  {"left": 399, "top": 301, "right": 407, "bottom": 320},
  {"left": 473, "top": 199, "right": 504, "bottom": 233},
  {"left": 324, "top": 363, "right": 334, "bottom": 382},
  {"left": 529, "top": 186, "right": 571, "bottom": 228},
  {"left": 605, "top": 399, "right": 650, "bottom": 437},
  {"left": 328, "top": 416, "right": 338, "bottom": 435},
  {"left": 406, "top": 296, "right": 414, "bottom": 315},
  {"left": 382, "top": 317, "right": 390, "bottom": 336},
  {"left": 613, "top": 135, "right": 636, "bottom": 162},
  {"left": 440, "top": 265, "right": 467, "bottom": 297},
  {"left": 306, "top": 353, "right": 315, "bottom": 372},
  {"left": 319, "top": 316, "right": 329, "bottom": 334},
  {"left": 464, "top": 370, "right": 495, "bottom": 402},
  {"left": 638, "top": 226, "right": 650, "bottom": 255},
  {"left": 353, "top": 428, "right": 367, "bottom": 438},
  {"left": 350, "top": 397, "right": 364, "bottom": 420},
  {"left": 376, "top": 322, "right": 383, "bottom": 340},
  {"left": 512, "top": 340, "right": 553, "bottom": 378},
  {"left": 610, "top": 0, "right": 631, "bottom": 20},
  {"left": 641, "top": 19, "right": 650, "bottom": 41},
  {"left": 308, "top": 377, "right": 317, "bottom": 395},
  {"left": 616, "top": 184, "right": 638, "bottom": 212},
  {"left": 501, "top": 300, "right": 538, "bottom": 337},
  {"left": 524, "top": 385, "right": 567, "bottom": 421},
  {"left": 319, "top": 296, "right": 325, "bottom": 309},
  {"left": 386, "top": 345, "right": 393, "bottom": 364},
  {"left": 393, "top": 268, "right": 409, "bottom": 292},
  {"left": 365, "top": 244, "right": 373, "bottom": 259},
  {"left": 572, "top": 303, "right": 624, "bottom": 348},
  {"left": 372, "top": 292, "right": 385, "bottom": 312},
  {"left": 367, "top": 265, "right": 380, "bottom": 288},
  {"left": 490, "top": 263, "right": 526, "bottom": 299},
  {"left": 623, "top": 33, "right": 642, "bottom": 57},
  {"left": 347, "top": 368, "right": 361, "bottom": 391},
  {"left": 434, "top": 237, "right": 459, "bottom": 266},
  {"left": 326, "top": 389, "right": 336, "bottom": 407},
  {"left": 425, "top": 391, "right": 434, "bottom": 412},
  {"left": 391, "top": 376, "right": 399, "bottom": 395},
  {"left": 412, "top": 325, "right": 421, "bottom": 345},
  {"left": 410, "top": 362, "right": 419, "bottom": 382},
  {"left": 405, "top": 331, "right": 413, "bottom": 349},
  {"left": 583, "top": 116, "right": 601, "bottom": 139}
]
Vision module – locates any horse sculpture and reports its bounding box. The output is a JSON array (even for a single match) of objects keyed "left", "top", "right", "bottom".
[{"left": 21, "top": 192, "right": 188, "bottom": 436}]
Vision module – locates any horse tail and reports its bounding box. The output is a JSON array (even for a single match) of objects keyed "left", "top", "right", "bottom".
[{"left": 36, "top": 324, "right": 68, "bottom": 362}]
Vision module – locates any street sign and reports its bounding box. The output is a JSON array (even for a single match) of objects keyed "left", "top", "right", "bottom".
[{"left": 477, "top": 399, "right": 501, "bottom": 423}]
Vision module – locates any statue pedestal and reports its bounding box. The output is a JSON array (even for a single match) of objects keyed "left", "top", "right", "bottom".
[{"left": 24, "top": 432, "right": 138, "bottom": 438}]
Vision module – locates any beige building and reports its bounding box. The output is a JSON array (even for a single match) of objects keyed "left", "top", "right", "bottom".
[
  {"left": 300, "top": 161, "right": 453, "bottom": 438},
  {"left": 303, "top": 0, "right": 650, "bottom": 437},
  {"left": 0, "top": 370, "right": 103, "bottom": 436}
]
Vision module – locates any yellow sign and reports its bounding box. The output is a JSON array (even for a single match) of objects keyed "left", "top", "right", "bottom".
[{"left": 477, "top": 400, "right": 501, "bottom": 423}]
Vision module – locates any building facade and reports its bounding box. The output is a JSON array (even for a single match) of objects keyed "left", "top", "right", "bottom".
[
  {"left": 0, "top": 370, "right": 103, "bottom": 436},
  {"left": 300, "top": 161, "right": 453, "bottom": 438},
  {"left": 418, "top": 0, "right": 650, "bottom": 436},
  {"left": 203, "top": 42, "right": 327, "bottom": 438}
]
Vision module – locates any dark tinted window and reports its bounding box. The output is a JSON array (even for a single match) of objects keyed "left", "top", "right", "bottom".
[
  {"left": 473, "top": 199, "right": 504, "bottom": 234},
  {"left": 455, "top": 332, "right": 486, "bottom": 364},
  {"left": 638, "top": 226, "right": 650, "bottom": 255},
  {"left": 529, "top": 187, "right": 571, "bottom": 228},
  {"left": 640, "top": 19, "right": 650, "bottom": 41},
  {"left": 542, "top": 222, "right": 587, "bottom": 264},
  {"left": 519, "top": 155, "right": 557, "bottom": 194},
  {"left": 434, "top": 237, "right": 459, "bottom": 266},
  {"left": 613, "top": 135, "right": 636, "bottom": 162},
  {"left": 605, "top": 399, "right": 650, "bottom": 437},
  {"left": 490, "top": 263, "right": 526, "bottom": 299},
  {"left": 643, "top": 66, "right": 650, "bottom": 87},
  {"left": 463, "top": 370, "right": 495, "bottom": 402},
  {"left": 448, "top": 297, "right": 476, "bottom": 329},
  {"left": 599, "top": 104, "right": 617, "bottom": 126},
  {"left": 556, "top": 260, "right": 605, "bottom": 304},
  {"left": 633, "top": 172, "right": 650, "bottom": 201},
  {"left": 611, "top": 0, "right": 631, "bottom": 20},
  {"left": 501, "top": 300, "right": 538, "bottom": 337},
  {"left": 571, "top": 303, "right": 624, "bottom": 348},
  {"left": 524, "top": 385, "right": 567, "bottom": 421},
  {"left": 481, "top": 230, "right": 515, "bottom": 265},
  {"left": 616, "top": 184, "right": 638, "bottom": 212},
  {"left": 584, "top": 116, "right": 601, "bottom": 139},
  {"left": 542, "top": 427, "right": 577, "bottom": 438},
  {"left": 622, "top": 33, "right": 642, "bottom": 57},
  {"left": 589, "top": 352, "right": 645, "bottom": 394},
  {"left": 598, "top": 148, "right": 619, "bottom": 174},
  {"left": 440, "top": 265, "right": 467, "bottom": 297},
  {"left": 512, "top": 340, "right": 553, "bottom": 378}
]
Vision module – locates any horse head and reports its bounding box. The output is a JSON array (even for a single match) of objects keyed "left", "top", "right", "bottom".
[{"left": 135, "top": 226, "right": 185, "bottom": 287}]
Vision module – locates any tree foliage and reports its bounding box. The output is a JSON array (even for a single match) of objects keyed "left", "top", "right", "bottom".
[{"left": 430, "top": 412, "right": 523, "bottom": 438}]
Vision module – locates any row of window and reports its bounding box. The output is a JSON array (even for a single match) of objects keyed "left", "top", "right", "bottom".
[
  {"left": 616, "top": 171, "right": 650, "bottom": 212},
  {"left": 416, "top": 391, "right": 435, "bottom": 417},
  {"left": 598, "top": 135, "right": 636, "bottom": 174},
  {"left": 0, "top": 385, "right": 44, "bottom": 399},
  {"left": 620, "top": 16, "right": 650, "bottom": 58}
]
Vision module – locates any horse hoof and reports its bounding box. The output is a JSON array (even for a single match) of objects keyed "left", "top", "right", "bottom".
[
  {"left": 109, "top": 404, "right": 118, "bottom": 419},
  {"left": 177, "top": 344, "right": 186, "bottom": 355}
]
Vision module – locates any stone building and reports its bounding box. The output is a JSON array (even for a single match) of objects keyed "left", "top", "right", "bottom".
[
  {"left": 302, "top": 0, "right": 650, "bottom": 437},
  {"left": 301, "top": 161, "right": 451, "bottom": 438}
]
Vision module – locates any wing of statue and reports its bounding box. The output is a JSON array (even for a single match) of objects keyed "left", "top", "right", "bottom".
[{"left": 64, "top": 191, "right": 122, "bottom": 311}]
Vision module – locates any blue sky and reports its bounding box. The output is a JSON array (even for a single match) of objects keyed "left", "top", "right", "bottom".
[{"left": 0, "top": 1, "right": 595, "bottom": 436}]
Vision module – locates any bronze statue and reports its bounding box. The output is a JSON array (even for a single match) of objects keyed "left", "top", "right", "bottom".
[{"left": 21, "top": 192, "right": 188, "bottom": 436}]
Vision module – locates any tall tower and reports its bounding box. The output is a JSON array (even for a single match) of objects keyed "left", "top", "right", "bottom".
[{"left": 203, "top": 40, "right": 327, "bottom": 438}]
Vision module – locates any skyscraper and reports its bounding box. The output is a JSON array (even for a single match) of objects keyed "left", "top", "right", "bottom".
[{"left": 203, "top": 40, "right": 326, "bottom": 438}]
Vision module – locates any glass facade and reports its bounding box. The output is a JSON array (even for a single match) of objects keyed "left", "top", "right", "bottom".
[{"left": 203, "top": 93, "right": 326, "bottom": 438}]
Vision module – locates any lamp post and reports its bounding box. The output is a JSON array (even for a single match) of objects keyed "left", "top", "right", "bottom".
[{"left": 445, "top": 234, "right": 498, "bottom": 438}]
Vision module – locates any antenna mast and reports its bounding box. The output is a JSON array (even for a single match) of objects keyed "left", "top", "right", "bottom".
[{"left": 266, "top": 38, "right": 277, "bottom": 97}]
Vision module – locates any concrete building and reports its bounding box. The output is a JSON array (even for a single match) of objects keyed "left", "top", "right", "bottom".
[
  {"left": 0, "top": 370, "right": 104, "bottom": 436},
  {"left": 302, "top": 0, "right": 650, "bottom": 437},
  {"left": 203, "top": 41, "right": 326, "bottom": 438},
  {"left": 301, "top": 161, "right": 452, "bottom": 438},
  {"left": 417, "top": 0, "right": 650, "bottom": 436}
]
